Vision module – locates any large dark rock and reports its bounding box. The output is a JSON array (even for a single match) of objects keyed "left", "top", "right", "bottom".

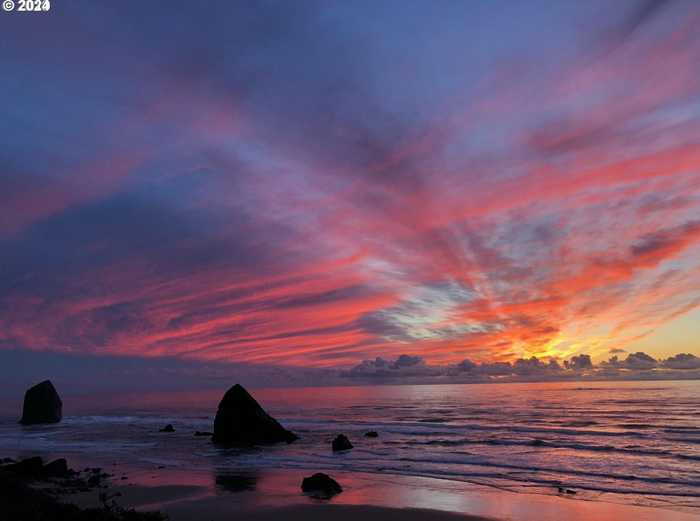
[
  {"left": 301, "top": 472, "right": 342, "bottom": 498},
  {"left": 0, "top": 459, "right": 168, "bottom": 521},
  {"left": 43, "top": 458, "right": 70, "bottom": 477},
  {"left": 20, "top": 380, "right": 62, "bottom": 425},
  {"left": 212, "top": 384, "right": 297, "bottom": 445},
  {"left": 332, "top": 434, "right": 353, "bottom": 452},
  {"left": 6, "top": 457, "right": 44, "bottom": 478}
]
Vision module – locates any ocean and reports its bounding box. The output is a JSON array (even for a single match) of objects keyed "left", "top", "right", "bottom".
[{"left": 1, "top": 380, "right": 699, "bottom": 515}]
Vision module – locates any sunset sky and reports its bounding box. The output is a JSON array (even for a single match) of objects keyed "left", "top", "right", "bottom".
[{"left": 1, "top": 0, "right": 699, "bottom": 379}]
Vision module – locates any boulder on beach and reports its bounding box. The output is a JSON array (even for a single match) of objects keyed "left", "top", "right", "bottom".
[
  {"left": 0, "top": 456, "right": 167, "bottom": 521},
  {"left": 20, "top": 380, "right": 62, "bottom": 425},
  {"left": 364, "top": 431, "right": 379, "bottom": 438},
  {"left": 5, "top": 457, "right": 44, "bottom": 478},
  {"left": 301, "top": 472, "right": 342, "bottom": 498},
  {"left": 159, "top": 424, "right": 175, "bottom": 433},
  {"left": 212, "top": 384, "right": 297, "bottom": 445},
  {"left": 43, "top": 458, "right": 70, "bottom": 477},
  {"left": 332, "top": 434, "right": 353, "bottom": 451}
]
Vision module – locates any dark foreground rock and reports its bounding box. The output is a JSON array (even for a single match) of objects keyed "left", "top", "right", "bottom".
[
  {"left": 43, "top": 458, "right": 70, "bottom": 477},
  {"left": 364, "top": 431, "right": 379, "bottom": 438},
  {"left": 332, "top": 434, "right": 353, "bottom": 451},
  {"left": 212, "top": 384, "right": 297, "bottom": 445},
  {"left": 159, "top": 424, "right": 175, "bottom": 433},
  {"left": 0, "top": 456, "right": 166, "bottom": 520},
  {"left": 6, "top": 456, "right": 44, "bottom": 477},
  {"left": 301, "top": 472, "right": 342, "bottom": 498},
  {"left": 20, "top": 380, "right": 63, "bottom": 425}
]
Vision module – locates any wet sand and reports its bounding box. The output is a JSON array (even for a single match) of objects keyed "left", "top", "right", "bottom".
[
  {"left": 170, "top": 502, "right": 488, "bottom": 521},
  {"left": 62, "top": 468, "right": 700, "bottom": 521}
]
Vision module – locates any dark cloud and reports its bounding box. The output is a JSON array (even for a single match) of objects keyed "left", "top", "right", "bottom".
[
  {"left": 344, "top": 351, "right": 700, "bottom": 383},
  {"left": 513, "top": 357, "right": 563, "bottom": 376},
  {"left": 475, "top": 361, "right": 514, "bottom": 376},
  {"left": 663, "top": 353, "right": 700, "bottom": 370},
  {"left": 565, "top": 354, "right": 593, "bottom": 371},
  {"left": 630, "top": 221, "right": 700, "bottom": 259},
  {"left": 344, "top": 354, "right": 438, "bottom": 378},
  {"left": 273, "top": 285, "right": 373, "bottom": 310},
  {"left": 601, "top": 352, "right": 660, "bottom": 371},
  {"left": 617, "top": 0, "right": 673, "bottom": 38},
  {"left": 0, "top": 348, "right": 334, "bottom": 400},
  {"left": 623, "top": 351, "right": 659, "bottom": 370}
]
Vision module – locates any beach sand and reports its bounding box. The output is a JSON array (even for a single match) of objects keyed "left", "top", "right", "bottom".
[
  {"left": 169, "top": 502, "right": 487, "bottom": 521},
  {"left": 62, "top": 468, "right": 700, "bottom": 521}
]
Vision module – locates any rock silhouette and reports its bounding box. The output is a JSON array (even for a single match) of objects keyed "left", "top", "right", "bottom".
[
  {"left": 43, "top": 458, "right": 69, "bottom": 477},
  {"left": 212, "top": 384, "right": 297, "bottom": 445},
  {"left": 0, "top": 456, "right": 166, "bottom": 520},
  {"left": 20, "top": 380, "right": 62, "bottom": 425},
  {"left": 332, "top": 434, "right": 353, "bottom": 451},
  {"left": 3, "top": 457, "right": 73, "bottom": 479},
  {"left": 5, "top": 457, "right": 44, "bottom": 478},
  {"left": 301, "top": 472, "right": 342, "bottom": 498},
  {"left": 159, "top": 424, "right": 175, "bottom": 432},
  {"left": 364, "top": 431, "right": 379, "bottom": 438}
]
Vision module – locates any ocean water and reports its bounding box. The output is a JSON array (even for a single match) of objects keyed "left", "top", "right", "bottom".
[{"left": 1, "top": 380, "right": 699, "bottom": 514}]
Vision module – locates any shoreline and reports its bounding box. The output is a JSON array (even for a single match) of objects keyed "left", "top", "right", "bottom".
[
  {"left": 3, "top": 380, "right": 699, "bottom": 520},
  {"left": 61, "top": 466, "right": 700, "bottom": 521}
]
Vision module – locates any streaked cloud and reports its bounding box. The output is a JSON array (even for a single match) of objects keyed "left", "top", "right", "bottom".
[{"left": 0, "top": 0, "right": 698, "bottom": 374}]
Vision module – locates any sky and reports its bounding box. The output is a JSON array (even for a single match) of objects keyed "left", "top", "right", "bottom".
[{"left": 1, "top": 0, "right": 700, "bottom": 389}]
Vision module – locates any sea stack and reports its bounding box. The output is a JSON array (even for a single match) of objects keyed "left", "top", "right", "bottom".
[
  {"left": 20, "top": 380, "right": 62, "bottom": 425},
  {"left": 212, "top": 384, "right": 297, "bottom": 445}
]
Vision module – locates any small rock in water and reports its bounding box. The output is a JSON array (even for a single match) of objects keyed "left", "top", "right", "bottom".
[
  {"left": 364, "top": 431, "right": 379, "bottom": 438},
  {"left": 159, "top": 424, "right": 175, "bottom": 433},
  {"left": 332, "top": 434, "right": 353, "bottom": 452},
  {"left": 566, "top": 489, "right": 577, "bottom": 495},
  {"left": 301, "top": 472, "right": 342, "bottom": 498},
  {"left": 532, "top": 439, "right": 545, "bottom": 446}
]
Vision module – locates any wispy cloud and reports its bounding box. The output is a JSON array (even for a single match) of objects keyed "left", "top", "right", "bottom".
[{"left": 0, "top": 1, "right": 699, "bottom": 372}]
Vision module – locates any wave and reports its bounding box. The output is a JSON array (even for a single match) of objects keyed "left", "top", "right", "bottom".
[
  {"left": 391, "top": 454, "right": 700, "bottom": 490},
  {"left": 62, "top": 415, "right": 211, "bottom": 427},
  {"left": 230, "top": 451, "right": 700, "bottom": 498},
  {"left": 395, "top": 436, "right": 700, "bottom": 462}
]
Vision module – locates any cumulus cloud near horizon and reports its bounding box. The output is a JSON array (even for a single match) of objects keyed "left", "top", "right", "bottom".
[
  {"left": 343, "top": 352, "right": 700, "bottom": 382},
  {"left": 1, "top": 348, "right": 699, "bottom": 399}
]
